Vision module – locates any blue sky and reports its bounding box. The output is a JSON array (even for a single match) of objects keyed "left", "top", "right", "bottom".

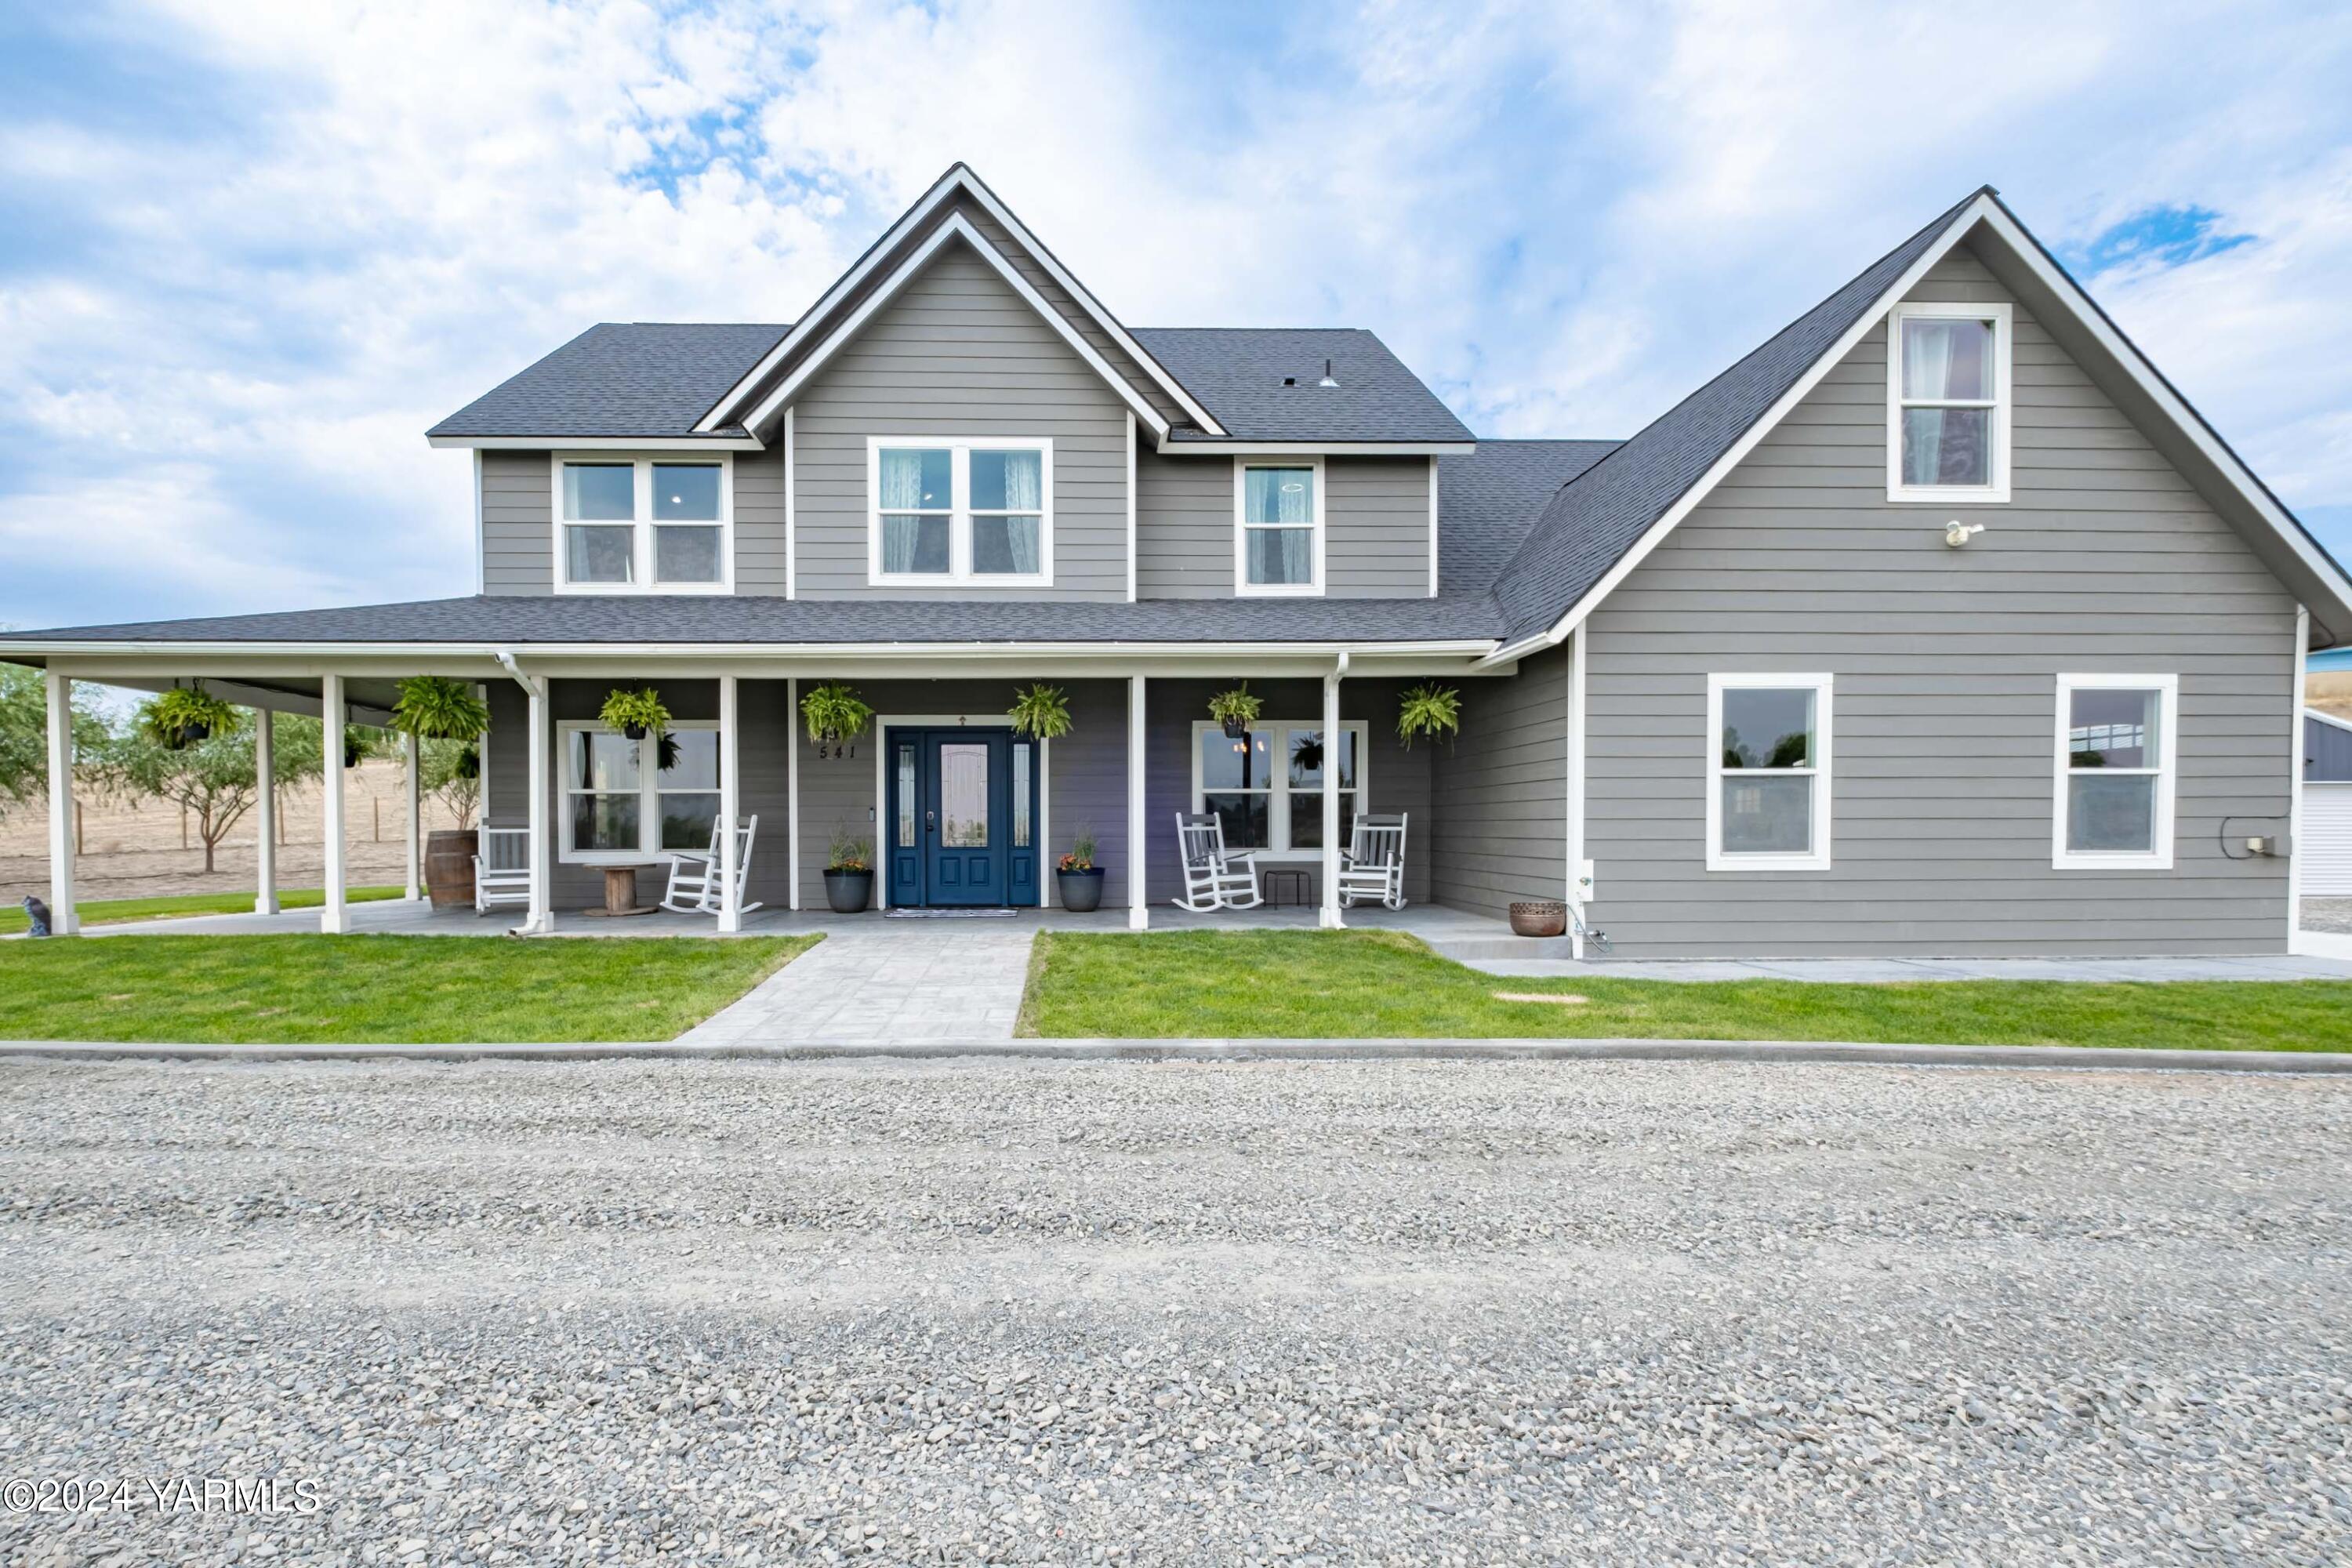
[{"left": 2, "top": 0, "right": 2350, "bottom": 628}]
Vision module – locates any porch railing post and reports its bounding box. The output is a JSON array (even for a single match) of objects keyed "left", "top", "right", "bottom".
[
  {"left": 1127, "top": 673, "right": 1148, "bottom": 930},
  {"left": 320, "top": 673, "right": 349, "bottom": 934},
  {"left": 1320, "top": 662, "right": 1343, "bottom": 929},
  {"left": 253, "top": 709, "right": 278, "bottom": 915},
  {"left": 44, "top": 670, "right": 78, "bottom": 935},
  {"left": 718, "top": 674, "right": 742, "bottom": 934},
  {"left": 404, "top": 728, "right": 423, "bottom": 902}
]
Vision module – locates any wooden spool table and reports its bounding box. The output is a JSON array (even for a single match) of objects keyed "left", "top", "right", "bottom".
[{"left": 583, "top": 864, "right": 659, "bottom": 918}]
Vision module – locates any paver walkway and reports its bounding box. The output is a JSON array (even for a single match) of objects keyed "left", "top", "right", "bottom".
[{"left": 678, "top": 926, "right": 1035, "bottom": 1044}]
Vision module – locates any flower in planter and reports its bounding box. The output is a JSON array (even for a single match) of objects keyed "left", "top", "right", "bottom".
[{"left": 1057, "top": 829, "right": 1098, "bottom": 873}]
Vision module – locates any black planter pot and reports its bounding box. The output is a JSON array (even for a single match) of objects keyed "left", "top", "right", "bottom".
[
  {"left": 1056, "top": 867, "right": 1105, "bottom": 913},
  {"left": 1220, "top": 718, "right": 1250, "bottom": 740},
  {"left": 166, "top": 721, "right": 208, "bottom": 751},
  {"left": 343, "top": 741, "right": 363, "bottom": 768},
  {"left": 823, "top": 869, "right": 873, "bottom": 914},
  {"left": 622, "top": 722, "right": 648, "bottom": 741},
  {"left": 456, "top": 745, "right": 480, "bottom": 780}
]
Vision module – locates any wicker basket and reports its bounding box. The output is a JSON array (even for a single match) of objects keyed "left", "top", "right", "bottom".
[{"left": 1509, "top": 900, "right": 1567, "bottom": 938}]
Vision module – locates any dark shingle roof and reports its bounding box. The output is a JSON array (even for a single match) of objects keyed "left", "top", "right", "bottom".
[
  {"left": 1439, "top": 440, "right": 1619, "bottom": 596},
  {"left": 426, "top": 323, "right": 789, "bottom": 440},
  {"left": 1487, "top": 189, "right": 1988, "bottom": 643},
  {"left": 3, "top": 594, "right": 1495, "bottom": 647},
  {"left": 1133, "top": 328, "right": 1472, "bottom": 443}
]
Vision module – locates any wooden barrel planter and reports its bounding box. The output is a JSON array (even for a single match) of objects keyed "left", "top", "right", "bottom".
[{"left": 425, "top": 829, "right": 480, "bottom": 909}]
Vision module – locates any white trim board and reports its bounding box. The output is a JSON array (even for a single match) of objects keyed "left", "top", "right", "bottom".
[
  {"left": 1479, "top": 189, "right": 2352, "bottom": 667},
  {"left": 700, "top": 165, "right": 1222, "bottom": 438},
  {"left": 430, "top": 435, "right": 764, "bottom": 452}
]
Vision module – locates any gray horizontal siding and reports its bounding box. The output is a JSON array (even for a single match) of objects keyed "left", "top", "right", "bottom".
[
  {"left": 1425, "top": 644, "right": 1568, "bottom": 920},
  {"left": 481, "top": 451, "right": 552, "bottom": 596},
  {"left": 1136, "top": 456, "right": 1433, "bottom": 600},
  {"left": 792, "top": 241, "right": 1129, "bottom": 602},
  {"left": 1583, "top": 243, "right": 2299, "bottom": 956}
]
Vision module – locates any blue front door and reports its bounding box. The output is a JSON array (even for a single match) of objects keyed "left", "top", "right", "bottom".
[{"left": 884, "top": 728, "right": 1040, "bottom": 908}]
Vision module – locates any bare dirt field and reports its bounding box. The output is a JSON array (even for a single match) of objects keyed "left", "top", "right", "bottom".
[{"left": 0, "top": 759, "right": 468, "bottom": 905}]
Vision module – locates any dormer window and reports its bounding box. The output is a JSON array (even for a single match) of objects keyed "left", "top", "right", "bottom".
[{"left": 1887, "top": 301, "right": 2011, "bottom": 503}]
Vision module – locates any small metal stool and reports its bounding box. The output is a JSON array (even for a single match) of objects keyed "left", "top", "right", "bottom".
[{"left": 1261, "top": 868, "right": 1311, "bottom": 908}]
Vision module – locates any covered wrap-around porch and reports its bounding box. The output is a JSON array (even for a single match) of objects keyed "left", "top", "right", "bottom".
[{"left": 27, "top": 641, "right": 1577, "bottom": 946}]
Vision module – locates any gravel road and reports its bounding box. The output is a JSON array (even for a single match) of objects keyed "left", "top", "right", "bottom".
[{"left": 2, "top": 1056, "right": 2348, "bottom": 1565}]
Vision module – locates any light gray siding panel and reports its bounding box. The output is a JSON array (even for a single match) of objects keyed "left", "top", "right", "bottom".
[
  {"left": 734, "top": 446, "right": 789, "bottom": 594},
  {"left": 481, "top": 451, "right": 552, "bottom": 596},
  {"left": 790, "top": 241, "right": 1130, "bottom": 601},
  {"left": 1583, "top": 243, "right": 2299, "bottom": 956},
  {"left": 1135, "top": 455, "right": 1433, "bottom": 600},
  {"left": 1425, "top": 645, "right": 1569, "bottom": 920}
]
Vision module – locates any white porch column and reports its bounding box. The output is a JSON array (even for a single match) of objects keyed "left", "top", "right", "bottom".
[
  {"left": 320, "top": 673, "right": 349, "bottom": 933},
  {"left": 403, "top": 729, "right": 423, "bottom": 902},
  {"left": 1127, "top": 674, "right": 1148, "bottom": 930},
  {"left": 786, "top": 677, "right": 801, "bottom": 911},
  {"left": 44, "top": 670, "right": 78, "bottom": 935},
  {"left": 253, "top": 711, "right": 278, "bottom": 915},
  {"left": 521, "top": 676, "right": 554, "bottom": 935},
  {"left": 1566, "top": 623, "right": 1590, "bottom": 960},
  {"left": 718, "top": 674, "right": 742, "bottom": 934},
  {"left": 1320, "top": 662, "right": 1344, "bottom": 929}
]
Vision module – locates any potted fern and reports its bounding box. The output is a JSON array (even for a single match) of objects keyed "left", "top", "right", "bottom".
[
  {"left": 801, "top": 682, "right": 873, "bottom": 749},
  {"left": 1007, "top": 683, "right": 1073, "bottom": 740},
  {"left": 1396, "top": 682, "right": 1462, "bottom": 750},
  {"left": 391, "top": 676, "right": 490, "bottom": 741},
  {"left": 1056, "top": 828, "right": 1104, "bottom": 913},
  {"left": 824, "top": 825, "right": 875, "bottom": 913},
  {"left": 143, "top": 685, "right": 239, "bottom": 750},
  {"left": 1207, "top": 684, "right": 1261, "bottom": 740},
  {"left": 600, "top": 687, "right": 671, "bottom": 742}
]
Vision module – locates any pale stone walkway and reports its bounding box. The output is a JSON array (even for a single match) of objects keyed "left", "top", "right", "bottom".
[{"left": 678, "top": 927, "right": 1036, "bottom": 1044}]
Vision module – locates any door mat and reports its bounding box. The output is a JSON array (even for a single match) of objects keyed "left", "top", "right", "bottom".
[{"left": 884, "top": 907, "right": 1020, "bottom": 919}]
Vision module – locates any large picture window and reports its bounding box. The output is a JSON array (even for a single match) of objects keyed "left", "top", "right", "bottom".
[
  {"left": 554, "top": 455, "right": 731, "bottom": 593},
  {"left": 1191, "top": 720, "right": 1364, "bottom": 855},
  {"left": 2053, "top": 674, "right": 2176, "bottom": 869},
  {"left": 560, "top": 722, "right": 722, "bottom": 862},
  {"left": 1234, "top": 459, "right": 1324, "bottom": 595},
  {"left": 1888, "top": 301, "right": 2012, "bottom": 502},
  {"left": 867, "top": 438, "right": 1051, "bottom": 585},
  {"left": 1707, "top": 673, "right": 1832, "bottom": 871}
]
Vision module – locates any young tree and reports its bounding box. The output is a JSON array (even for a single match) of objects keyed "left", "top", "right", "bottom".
[
  {"left": 0, "top": 663, "right": 114, "bottom": 822},
  {"left": 98, "top": 706, "right": 326, "bottom": 873},
  {"left": 420, "top": 738, "right": 481, "bottom": 831}
]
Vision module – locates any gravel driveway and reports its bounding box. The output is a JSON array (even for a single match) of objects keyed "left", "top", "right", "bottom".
[{"left": 2, "top": 1057, "right": 2347, "bottom": 1566}]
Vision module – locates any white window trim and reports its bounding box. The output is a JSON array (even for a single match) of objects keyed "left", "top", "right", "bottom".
[
  {"left": 557, "top": 719, "right": 722, "bottom": 865},
  {"left": 2053, "top": 673, "right": 2177, "bottom": 871},
  {"left": 550, "top": 453, "right": 735, "bottom": 596},
  {"left": 1189, "top": 718, "right": 1367, "bottom": 858},
  {"left": 1233, "top": 456, "right": 1327, "bottom": 597},
  {"left": 865, "top": 437, "right": 1054, "bottom": 588},
  {"left": 1886, "top": 300, "right": 2013, "bottom": 504},
  {"left": 1706, "top": 673, "right": 1833, "bottom": 873}
]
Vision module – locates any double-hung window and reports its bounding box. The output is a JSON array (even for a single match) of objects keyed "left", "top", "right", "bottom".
[
  {"left": 2054, "top": 674, "right": 2176, "bottom": 869},
  {"left": 561, "top": 721, "right": 722, "bottom": 862},
  {"left": 1707, "top": 673, "right": 1832, "bottom": 871},
  {"left": 1888, "top": 301, "right": 2012, "bottom": 502},
  {"left": 1192, "top": 720, "right": 1363, "bottom": 854},
  {"left": 1235, "top": 459, "right": 1323, "bottom": 595},
  {"left": 868, "top": 438, "right": 1051, "bottom": 585},
  {"left": 554, "top": 455, "right": 731, "bottom": 593}
]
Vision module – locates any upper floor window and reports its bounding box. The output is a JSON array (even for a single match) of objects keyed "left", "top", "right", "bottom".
[
  {"left": 1707, "top": 673, "right": 1833, "bottom": 872},
  {"left": 2053, "top": 673, "right": 2176, "bottom": 870},
  {"left": 1235, "top": 459, "right": 1324, "bottom": 596},
  {"left": 554, "top": 456, "right": 731, "bottom": 594},
  {"left": 866, "top": 438, "right": 1052, "bottom": 586},
  {"left": 1887, "top": 301, "right": 2012, "bottom": 503}
]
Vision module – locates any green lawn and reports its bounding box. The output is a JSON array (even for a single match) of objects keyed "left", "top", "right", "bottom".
[
  {"left": 0, "top": 885, "right": 407, "bottom": 935},
  {"left": 1018, "top": 930, "right": 2352, "bottom": 1051},
  {"left": 0, "top": 934, "right": 818, "bottom": 1043}
]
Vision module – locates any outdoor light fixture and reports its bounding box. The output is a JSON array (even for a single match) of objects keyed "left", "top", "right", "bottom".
[{"left": 1944, "top": 520, "right": 1986, "bottom": 547}]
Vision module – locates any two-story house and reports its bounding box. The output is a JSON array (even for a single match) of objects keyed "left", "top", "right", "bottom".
[{"left": 9, "top": 165, "right": 2349, "bottom": 956}]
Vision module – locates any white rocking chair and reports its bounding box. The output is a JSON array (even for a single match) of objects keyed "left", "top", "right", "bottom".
[
  {"left": 473, "top": 826, "right": 532, "bottom": 914},
  {"left": 662, "top": 815, "right": 763, "bottom": 917},
  {"left": 1336, "top": 813, "right": 1409, "bottom": 910},
  {"left": 1173, "top": 811, "right": 1263, "bottom": 912}
]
